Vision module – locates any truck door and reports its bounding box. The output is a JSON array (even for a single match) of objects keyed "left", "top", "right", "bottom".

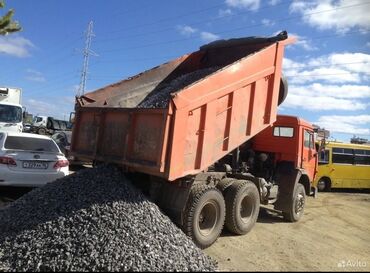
[{"left": 301, "top": 129, "right": 317, "bottom": 182}]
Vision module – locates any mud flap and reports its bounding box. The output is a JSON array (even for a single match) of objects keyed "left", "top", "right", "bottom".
[{"left": 273, "top": 168, "right": 302, "bottom": 212}]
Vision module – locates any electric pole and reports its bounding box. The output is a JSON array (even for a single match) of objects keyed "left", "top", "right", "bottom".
[{"left": 78, "top": 21, "right": 97, "bottom": 97}]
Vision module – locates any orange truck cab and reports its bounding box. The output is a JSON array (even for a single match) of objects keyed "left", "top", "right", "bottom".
[{"left": 252, "top": 115, "right": 318, "bottom": 194}]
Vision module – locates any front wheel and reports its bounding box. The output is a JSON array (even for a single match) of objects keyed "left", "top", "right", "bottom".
[
  {"left": 283, "top": 183, "right": 306, "bottom": 222},
  {"left": 183, "top": 185, "right": 226, "bottom": 249},
  {"left": 37, "top": 127, "right": 47, "bottom": 135},
  {"left": 317, "top": 178, "right": 331, "bottom": 192}
]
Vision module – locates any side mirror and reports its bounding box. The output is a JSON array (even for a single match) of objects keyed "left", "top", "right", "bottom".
[
  {"left": 22, "top": 107, "right": 27, "bottom": 119},
  {"left": 69, "top": 112, "right": 75, "bottom": 123}
]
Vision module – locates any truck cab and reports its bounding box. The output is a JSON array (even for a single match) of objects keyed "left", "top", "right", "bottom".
[
  {"left": 252, "top": 115, "right": 318, "bottom": 191},
  {"left": 32, "top": 116, "right": 48, "bottom": 128},
  {"left": 0, "top": 87, "right": 23, "bottom": 133}
]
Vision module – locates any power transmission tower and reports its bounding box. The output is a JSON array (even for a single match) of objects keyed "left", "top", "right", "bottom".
[{"left": 78, "top": 21, "right": 97, "bottom": 97}]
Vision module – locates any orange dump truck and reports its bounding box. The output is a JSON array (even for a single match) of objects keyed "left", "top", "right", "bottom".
[{"left": 71, "top": 31, "right": 317, "bottom": 248}]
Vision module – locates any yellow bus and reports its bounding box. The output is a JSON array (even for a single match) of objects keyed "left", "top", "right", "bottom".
[{"left": 315, "top": 142, "right": 370, "bottom": 191}]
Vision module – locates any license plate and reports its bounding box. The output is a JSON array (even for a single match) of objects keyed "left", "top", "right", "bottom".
[{"left": 22, "top": 161, "right": 49, "bottom": 169}]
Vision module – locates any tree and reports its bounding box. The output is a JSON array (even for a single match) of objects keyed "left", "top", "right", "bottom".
[{"left": 0, "top": 0, "right": 21, "bottom": 35}]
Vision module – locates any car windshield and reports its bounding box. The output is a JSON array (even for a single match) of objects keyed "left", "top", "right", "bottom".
[
  {"left": 4, "top": 136, "right": 59, "bottom": 153},
  {"left": 0, "top": 105, "right": 22, "bottom": 123}
]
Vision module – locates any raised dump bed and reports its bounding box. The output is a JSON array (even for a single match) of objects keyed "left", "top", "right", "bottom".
[{"left": 71, "top": 31, "right": 294, "bottom": 181}]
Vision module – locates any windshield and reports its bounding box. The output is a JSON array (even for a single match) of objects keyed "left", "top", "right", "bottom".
[
  {"left": 0, "top": 105, "right": 22, "bottom": 123},
  {"left": 33, "top": 116, "right": 43, "bottom": 123}
]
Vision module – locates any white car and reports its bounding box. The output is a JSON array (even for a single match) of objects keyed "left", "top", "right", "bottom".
[{"left": 0, "top": 132, "right": 69, "bottom": 187}]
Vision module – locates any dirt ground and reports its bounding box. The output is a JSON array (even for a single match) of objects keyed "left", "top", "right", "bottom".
[{"left": 205, "top": 191, "right": 370, "bottom": 271}]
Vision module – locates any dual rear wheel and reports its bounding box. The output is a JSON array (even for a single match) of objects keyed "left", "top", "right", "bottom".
[{"left": 183, "top": 180, "right": 259, "bottom": 249}]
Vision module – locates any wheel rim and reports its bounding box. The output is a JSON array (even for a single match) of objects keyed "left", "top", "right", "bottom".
[
  {"left": 317, "top": 180, "right": 326, "bottom": 191},
  {"left": 198, "top": 200, "right": 219, "bottom": 237},
  {"left": 295, "top": 192, "right": 305, "bottom": 215},
  {"left": 240, "top": 194, "right": 254, "bottom": 223}
]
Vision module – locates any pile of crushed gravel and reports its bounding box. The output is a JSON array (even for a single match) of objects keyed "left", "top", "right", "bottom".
[
  {"left": 0, "top": 166, "right": 217, "bottom": 272},
  {"left": 137, "top": 67, "right": 220, "bottom": 108}
]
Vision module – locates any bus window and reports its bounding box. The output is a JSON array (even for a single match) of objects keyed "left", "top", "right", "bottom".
[
  {"left": 319, "top": 150, "right": 329, "bottom": 165},
  {"left": 332, "top": 148, "right": 354, "bottom": 165},
  {"left": 354, "top": 149, "right": 370, "bottom": 165}
]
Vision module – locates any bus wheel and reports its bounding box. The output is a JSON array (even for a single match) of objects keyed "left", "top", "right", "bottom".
[
  {"left": 183, "top": 185, "right": 226, "bottom": 249},
  {"left": 317, "top": 178, "right": 331, "bottom": 192},
  {"left": 224, "top": 180, "right": 260, "bottom": 235},
  {"left": 283, "top": 183, "right": 306, "bottom": 222}
]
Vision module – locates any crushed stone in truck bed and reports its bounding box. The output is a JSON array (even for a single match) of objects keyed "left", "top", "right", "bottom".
[
  {"left": 0, "top": 166, "right": 217, "bottom": 272},
  {"left": 137, "top": 67, "right": 220, "bottom": 108}
]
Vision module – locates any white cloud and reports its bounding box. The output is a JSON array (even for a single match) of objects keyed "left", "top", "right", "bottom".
[
  {"left": 289, "top": 0, "right": 370, "bottom": 33},
  {"left": 25, "top": 69, "right": 46, "bottom": 83},
  {"left": 25, "top": 99, "right": 56, "bottom": 116},
  {"left": 261, "top": 19, "right": 275, "bottom": 27},
  {"left": 177, "top": 25, "right": 197, "bottom": 36},
  {"left": 282, "top": 52, "right": 370, "bottom": 113},
  {"left": 25, "top": 97, "right": 74, "bottom": 120},
  {"left": 283, "top": 53, "right": 370, "bottom": 84},
  {"left": 289, "top": 34, "right": 317, "bottom": 51},
  {"left": 225, "top": 0, "right": 260, "bottom": 11},
  {"left": 200, "top": 32, "right": 220, "bottom": 42},
  {"left": 284, "top": 94, "right": 367, "bottom": 111},
  {"left": 288, "top": 83, "right": 370, "bottom": 99},
  {"left": 287, "top": 67, "right": 361, "bottom": 84},
  {"left": 314, "top": 115, "right": 370, "bottom": 135},
  {"left": 269, "top": 0, "right": 281, "bottom": 5},
  {"left": 218, "top": 8, "right": 233, "bottom": 17},
  {"left": 0, "top": 36, "right": 34, "bottom": 58}
]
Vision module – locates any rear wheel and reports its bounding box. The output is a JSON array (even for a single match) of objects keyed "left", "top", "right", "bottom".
[
  {"left": 183, "top": 185, "right": 226, "bottom": 249},
  {"left": 283, "top": 183, "right": 306, "bottom": 222},
  {"left": 224, "top": 180, "right": 260, "bottom": 235}
]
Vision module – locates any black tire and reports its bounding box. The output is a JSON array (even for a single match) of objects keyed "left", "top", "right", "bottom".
[
  {"left": 278, "top": 76, "right": 288, "bottom": 106},
  {"left": 216, "top": 178, "right": 236, "bottom": 192},
  {"left": 317, "top": 178, "right": 331, "bottom": 192},
  {"left": 283, "top": 183, "right": 306, "bottom": 222},
  {"left": 183, "top": 185, "right": 226, "bottom": 249},
  {"left": 38, "top": 128, "right": 46, "bottom": 135},
  {"left": 224, "top": 180, "right": 260, "bottom": 235}
]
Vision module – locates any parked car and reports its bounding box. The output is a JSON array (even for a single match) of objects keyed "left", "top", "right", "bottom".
[
  {"left": 0, "top": 132, "right": 69, "bottom": 187},
  {"left": 22, "top": 123, "right": 32, "bottom": 133},
  {"left": 51, "top": 131, "right": 88, "bottom": 166}
]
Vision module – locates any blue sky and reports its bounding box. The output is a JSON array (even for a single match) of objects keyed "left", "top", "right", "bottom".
[{"left": 0, "top": 0, "right": 369, "bottom": 142}]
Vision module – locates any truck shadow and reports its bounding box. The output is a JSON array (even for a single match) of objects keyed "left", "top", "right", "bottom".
[
  {"left": 257, "top": 207, "right": 286, "bottom": 224},
  {"left": 220, "top": 207, "right": 286, "bottom": 237}
]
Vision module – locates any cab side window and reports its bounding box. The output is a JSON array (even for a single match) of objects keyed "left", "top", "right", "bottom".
[
  {"left": 273, "top": 127, "right": 294, "bottom": 137},
  {"left": 304, "top": 130, "right": 314, "bottom": 149}
]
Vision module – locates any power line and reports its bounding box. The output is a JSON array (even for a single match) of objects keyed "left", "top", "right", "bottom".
[
  {"left": 95, "top": 1, "right": 370, "bottom": 53},
  {"left": 103, "top": 2, "right": 228, "bottom": 36},
  {"left": 285, "top": 72, "right": 370, "bottom": 78},
  {"left": 94, "top": 1, "right": 291, "bottom": 44}
]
